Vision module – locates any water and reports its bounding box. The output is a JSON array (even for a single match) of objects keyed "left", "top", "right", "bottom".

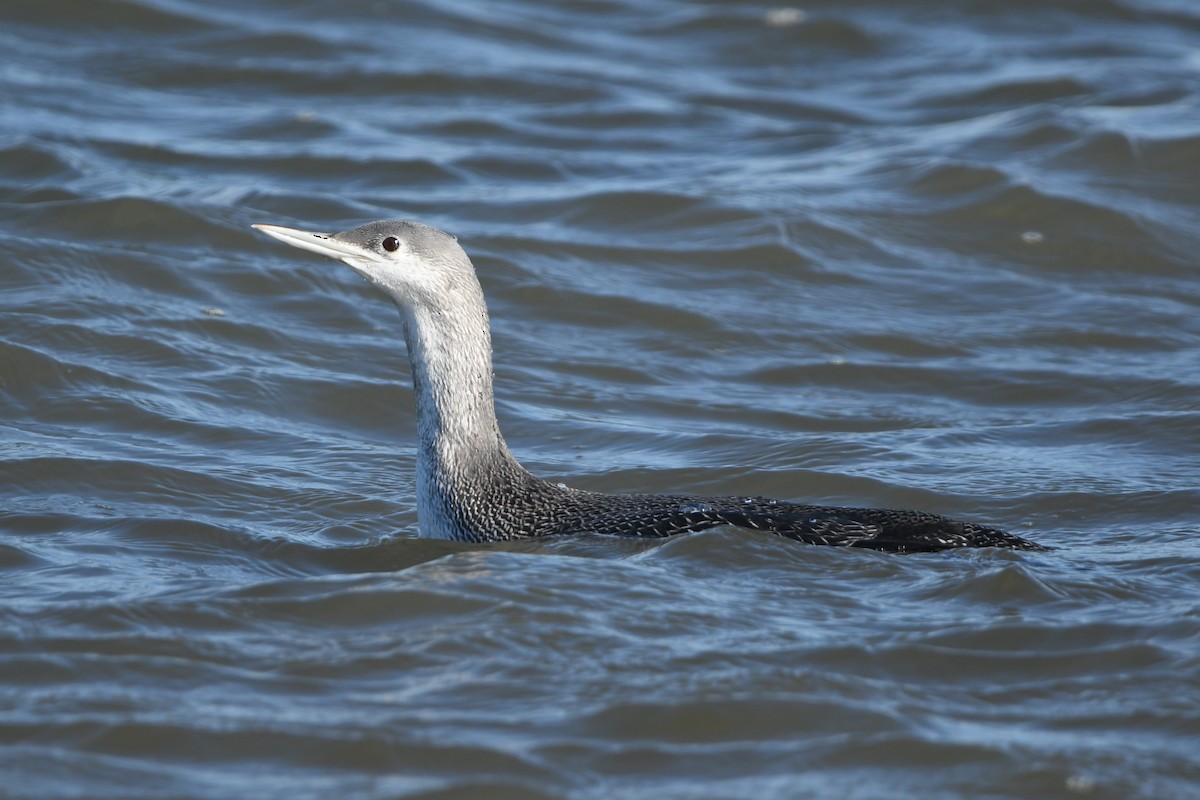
[{"left": 2, "top": 0, "right": 1199, "bottom": 797}]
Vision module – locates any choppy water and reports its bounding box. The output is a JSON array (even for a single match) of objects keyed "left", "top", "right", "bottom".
[{"left": 3, "top": 1, "right": 1199, "bottom": 798}]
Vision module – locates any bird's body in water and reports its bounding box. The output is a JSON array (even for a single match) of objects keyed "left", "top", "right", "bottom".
[{"left": 252, "top": 219, "right": 1044, "bottom": 553}]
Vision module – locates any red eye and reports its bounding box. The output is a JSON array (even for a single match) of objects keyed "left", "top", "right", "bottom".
[{"left": 382, "top": 236, "right": 400, "bottom": 252}]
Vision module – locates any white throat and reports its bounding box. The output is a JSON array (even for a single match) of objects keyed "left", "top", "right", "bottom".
[{"left": 394, "top": 283, "right": 514, "bottom": 539}]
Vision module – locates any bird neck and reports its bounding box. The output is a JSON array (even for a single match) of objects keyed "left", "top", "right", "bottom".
[{"left": 396, "top": 289, "right": 519, "bottom": 538}]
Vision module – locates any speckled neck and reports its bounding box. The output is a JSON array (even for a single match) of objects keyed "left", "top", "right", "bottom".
[{"left": 390, "top": 275, "right": 524, "bottom": 540}]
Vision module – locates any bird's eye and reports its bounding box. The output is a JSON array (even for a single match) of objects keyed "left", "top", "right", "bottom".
[{"left": 382, "top": 236, "right": 400, "bottom": 252}]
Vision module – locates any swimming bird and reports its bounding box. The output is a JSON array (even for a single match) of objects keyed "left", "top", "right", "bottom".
[{"left": 252, "top": 219, "right": 1043, "bottom": 553}]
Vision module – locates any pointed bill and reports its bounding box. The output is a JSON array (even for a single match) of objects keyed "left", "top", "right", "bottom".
[{"left": 252, "top": 223, "right": 379, "bottom": 267}]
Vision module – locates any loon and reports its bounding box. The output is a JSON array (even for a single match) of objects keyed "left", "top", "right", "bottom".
[{"left": 252, "top": 219, "right": 1043, "bottom": 553}]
